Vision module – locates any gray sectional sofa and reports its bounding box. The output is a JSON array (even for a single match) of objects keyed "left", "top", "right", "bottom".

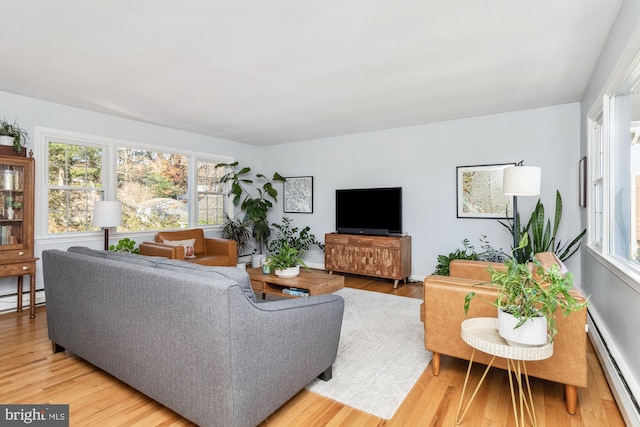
[{"left": 42, "top": 247, "right": 344, "bottom": 427}]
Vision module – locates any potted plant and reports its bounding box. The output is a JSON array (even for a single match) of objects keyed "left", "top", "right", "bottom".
[
  {"left": 499, "top": 190, "right": 586, "bottom": 264},
  {"left": 464, "top": 234, "right": 588, "bottom": 346},
  {"left": 109, "top": 237, "right": 140, "bottom": 254},
  {"left": 265, "top": 243, "right": 307, "bottom": 277},
  {"left": 215, "top": 161, "right": 285, "bottom": 267},
  {"left": 220, "top": 212, "right": 252, "bottom": 267},
  {"left": 0, "top": 119, "right": 29, "bottom": 153},
  {"left": 264, "top": 217, "right": 324, "bottom": 277}
]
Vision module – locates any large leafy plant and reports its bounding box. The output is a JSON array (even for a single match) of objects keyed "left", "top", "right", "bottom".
[
  {"left": 464, "top": 234, "right": 588, "bottom": 341},
  {"left": 215, "top": 162, "right": 285, "bottom": 254},
  {"left": 500, "top": 190, "right": 585, "bottom": 263},
  {"left": 265, "top": 217, "right": 323, "bottom": 270}
]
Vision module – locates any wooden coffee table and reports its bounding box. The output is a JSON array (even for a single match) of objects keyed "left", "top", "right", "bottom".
[{"left": 248, "top": 267, "right": 344, "bottom": 299}]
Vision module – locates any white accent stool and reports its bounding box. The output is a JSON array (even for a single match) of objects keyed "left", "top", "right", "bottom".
[{"left": 455, "top": 317, "right": 554, "bottom": 427}]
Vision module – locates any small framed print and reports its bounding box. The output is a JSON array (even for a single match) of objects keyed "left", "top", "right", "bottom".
[
  {"left": 456, "top": 163, "right": 515, "bottom": 219},
  {"left": 284, "top": 176, "right": 313, "bottom": 213}
]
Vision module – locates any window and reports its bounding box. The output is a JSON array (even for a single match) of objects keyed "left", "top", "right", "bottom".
[
  {"left": 590, "top": 114, "right": 604, "bottom": 246},
  {"left": 117, "top": 148, "right": 189, "bottom": 231},
  {"left": 38, "top": 128, "right": 230, "bottom": 237},
  {"left": 47, "top": 140, "right": 105, "bottom": 234},
  {"left": 196, "top": 159, "right": 226, "bottom": 226}
]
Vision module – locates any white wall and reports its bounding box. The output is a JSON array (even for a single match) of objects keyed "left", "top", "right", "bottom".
[
  {"left": 263, "top": 103, "right": 583, "bottom": 281},
  {"left": 0, "top": 90, "right": 260, "bottom": 296}
]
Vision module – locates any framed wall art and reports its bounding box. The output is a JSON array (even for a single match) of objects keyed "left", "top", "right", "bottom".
[
  {"left": 456, "top": 163, "right": 515, "bottom": 219},
  {"left": 284, "top": 176, "right": 313, "bottom": 213}
]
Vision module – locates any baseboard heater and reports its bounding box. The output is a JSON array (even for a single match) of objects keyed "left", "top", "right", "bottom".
[{"left": 588, "top": 310, "right": 640, "bottom": 427}]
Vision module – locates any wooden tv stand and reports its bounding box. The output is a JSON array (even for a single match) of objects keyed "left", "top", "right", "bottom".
[{"left": 324, "top": 233, "right": 411, "bottom": 288}]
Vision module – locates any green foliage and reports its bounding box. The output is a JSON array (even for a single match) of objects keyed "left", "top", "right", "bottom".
[
  {"left": 0, "top": 118, "right": 28, "bottom": 152},
  {"left": 433, "top": 239, "right": 478, "bottom": 275},
  {"left": 265, "top": 243, "right": 308, "bottom": 271},
  {"left": 215, "top": 161, "right": 286, "bottom": 253},
  {"left": 463, "top": 234, "right": 588, "bottom": 342},
  {"left": 265, "top": 217, "right": 323, "bottom": 271},
  {"left": 109, "top": 237, "right": 139, "bottom": 254},
  {"left": 220, "top": 212, "right": 253, "bottom": 257},
  {"left": 267, "top": 217, "right": 324, "bottom": 257},
  {"left": 500, "top": 190, "right": 585, "bottom": 263}
]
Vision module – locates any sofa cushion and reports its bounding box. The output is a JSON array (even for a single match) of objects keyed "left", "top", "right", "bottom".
[
  {"left": 163, "top": 238, "right": 197, "bottom": 258},
  {"left": 156, "top": 229, "right": 206, "bottom": 254},
  {"left": 67, "top": 246, "right": 166, "bottom": 267},
  {"left": 155, "top": 259, "right": 256, "bottom": 301}
]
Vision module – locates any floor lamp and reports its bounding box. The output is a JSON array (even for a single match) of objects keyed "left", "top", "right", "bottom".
[
  {"left": 503, "top": 162, "right": 541, "bottom": 250},
  {"left": 92, "top": 201, "right": 122, "bottom": 251}
]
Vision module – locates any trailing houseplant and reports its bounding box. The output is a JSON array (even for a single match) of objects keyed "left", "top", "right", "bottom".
[
  {"left": 433, "top": 236, "right": 506, "bottom": 276},
  {"left": 499, "top": 190, "right": 585, "bottom": 263},
  {"left": 220, "top": 212, "right": 252, "bottom": 258},
  {"left": 0, "top": 118, "right": 29, "bottom": 153},
  {"left": 464, "top": 234, "right": 588, "bottom": 344},
  {"left": 215, "top": 161, "right": 286, "bottom": 256}
]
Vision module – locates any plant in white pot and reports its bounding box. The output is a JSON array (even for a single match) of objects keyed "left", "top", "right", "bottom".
[
  {"left": 265, "top": 217, "right": 324, "bottom": 278},
  {"left": 0, "top": 118, "right": 29, "bottom": 153},
  {"left": 464, "top": 234, "right": 588, "bottom": 346}
]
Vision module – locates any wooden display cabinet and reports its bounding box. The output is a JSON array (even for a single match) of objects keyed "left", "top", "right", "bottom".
[
  {"left": 324, "top": 233, "right": 411, "bottom": 288},
  {"left": 0, "top": 153, "right": 37, "bottom": 318}
]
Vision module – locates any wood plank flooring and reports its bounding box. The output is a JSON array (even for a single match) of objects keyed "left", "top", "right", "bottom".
[{"left": 0, "top": 274, "right": 626, "bottom": 426}]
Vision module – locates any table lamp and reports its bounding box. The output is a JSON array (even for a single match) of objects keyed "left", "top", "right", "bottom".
[
  {"left": 503, "top": 162, "right": 541, "bottom": 249},
  {"left": 92, "top": 201, "right": 122, "bottom": 250}
]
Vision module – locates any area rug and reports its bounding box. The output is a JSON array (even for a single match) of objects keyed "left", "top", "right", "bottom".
[{"left": 306, "top": 287, "right": 432, "bottom": 419}]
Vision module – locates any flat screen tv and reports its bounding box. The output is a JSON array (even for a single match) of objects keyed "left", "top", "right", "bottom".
[{"left": 335, "top": 187, "right": 402, "bottom": 236}]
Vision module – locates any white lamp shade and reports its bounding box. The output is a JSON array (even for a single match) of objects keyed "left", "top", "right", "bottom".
[
  {"left": 503, "top": 166, "right": 541, "bottom": 196},
  {"left": 92, "top": 201, "right": 122, "bottom": 227}
]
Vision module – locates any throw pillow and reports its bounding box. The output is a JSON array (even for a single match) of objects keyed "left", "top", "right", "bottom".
[{"left": 164, "top": 238, "right": 197, "bottom": 258}]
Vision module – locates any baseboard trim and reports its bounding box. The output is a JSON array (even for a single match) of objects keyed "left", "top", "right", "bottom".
[{"left": 588, "top": 309, "right": 640, "bottom": 427}]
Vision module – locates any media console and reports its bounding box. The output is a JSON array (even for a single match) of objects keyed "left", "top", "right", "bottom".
[{"left": 324, "top": 233, "right": 411, "bottom": 288}]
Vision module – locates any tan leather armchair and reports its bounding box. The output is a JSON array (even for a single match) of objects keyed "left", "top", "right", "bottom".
[
  {"left": 422, "top": 253, "right": 588, "bottom": 415},
  {"left": 139, "top": 228, "right": 237, "bottom": 267}
]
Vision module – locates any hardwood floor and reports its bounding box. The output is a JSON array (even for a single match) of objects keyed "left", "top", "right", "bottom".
[{"left": 0, "top": 274, "right": 626, "bottom": 426}]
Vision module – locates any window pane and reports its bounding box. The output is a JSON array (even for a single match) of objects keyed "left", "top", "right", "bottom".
[
  {"left": 47, "top": 141, "right": 104, "bottom": 234},
  {"left": 610, "top": 70, "right": 640, "bottom": 261},
  {"left": 197, "top": 160, "right": 225, "bottom": 225},
  {"left": 48, "top": 189, "right": 102, "bottom": 233},
  {"left": 117, "top": 148, "right": 189, "bottom": 231}
]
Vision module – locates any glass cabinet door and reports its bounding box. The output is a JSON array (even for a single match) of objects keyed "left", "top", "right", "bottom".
[{"left": 0, "top": 158, "right": 31, "bottom": 251}]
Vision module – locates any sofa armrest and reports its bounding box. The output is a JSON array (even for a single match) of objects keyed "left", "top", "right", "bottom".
[
  {"left": 204, "top": 238, "right": 237, "bottom": 265},
  {"left": 139, "top": 241, "right": 185, "bottom": 260},
  {"left": 228, "top": 293, "right": 344, "bottom": 410}
]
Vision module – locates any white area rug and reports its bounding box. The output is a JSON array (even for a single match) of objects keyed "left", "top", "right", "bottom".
[{"left": 306, "top": 287, "right": 432, "bottom": 419}]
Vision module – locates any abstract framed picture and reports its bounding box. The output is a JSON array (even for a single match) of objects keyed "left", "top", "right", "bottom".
[
  {"left": 284, "top": 176, "right": 313, "bottom": 213},
  {"left": 456, "top": 163, "right": 515, "bottom": 219}
]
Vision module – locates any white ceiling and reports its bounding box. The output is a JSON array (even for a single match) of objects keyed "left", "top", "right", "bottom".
[{"left": 1, "top": 1, "right": 623, "bottom": 145}]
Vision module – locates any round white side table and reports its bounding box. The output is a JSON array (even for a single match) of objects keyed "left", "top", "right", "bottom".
[{"left": 455, "top": 317, "right": 553, "bottom": 427}]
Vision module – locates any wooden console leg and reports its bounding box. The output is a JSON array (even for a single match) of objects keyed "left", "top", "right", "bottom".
[
  {"left": 565, "top": 384, "right": 577, "bottom": 415},
  {"left": 432, "top": 352, "right": 441, "bottom": 376},
  {"left": 393, "top": 279, "right": 399, "bottom": 289}
]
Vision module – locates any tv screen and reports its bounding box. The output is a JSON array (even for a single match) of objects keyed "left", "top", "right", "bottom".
[{"left": 335, "top": 187, "right": 402, "bottom": 235}]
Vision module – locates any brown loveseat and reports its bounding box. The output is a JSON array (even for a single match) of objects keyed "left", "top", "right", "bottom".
[
  {"left": 139, "top": 229, "right": 237, "bottom": 266},
  {"left": 422, "top": 252, "right": 588, "bottom": 415}
]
